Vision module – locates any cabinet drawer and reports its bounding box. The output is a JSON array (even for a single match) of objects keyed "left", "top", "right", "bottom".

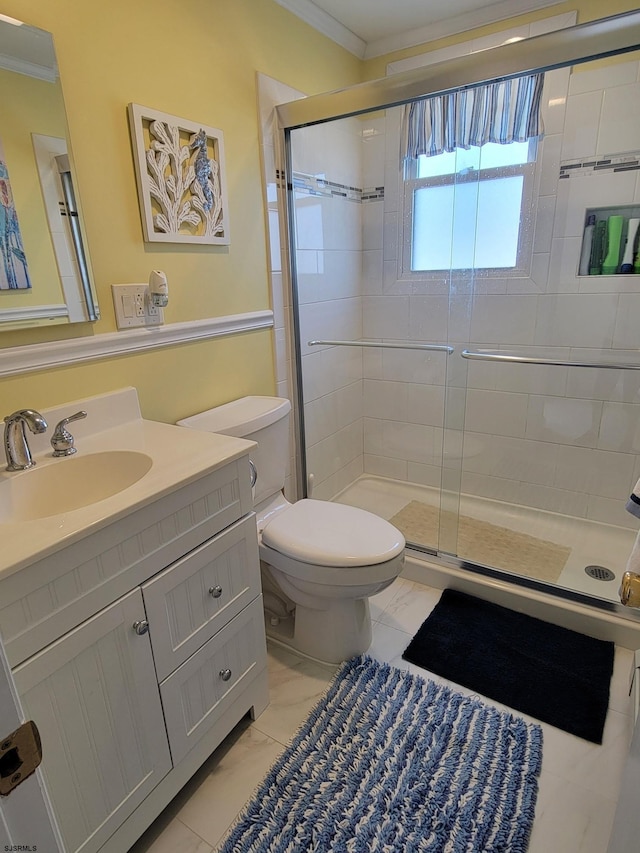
[
  {"left": 143, "top": 515, "right": 260, "bottom": 681},
  {"left": 160, "top": 595, "right": 267, "bottom": 764}
]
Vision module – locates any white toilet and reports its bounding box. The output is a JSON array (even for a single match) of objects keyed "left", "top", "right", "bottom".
[{"left": 178, "top": 396, "right": 405, "bottom": 663}]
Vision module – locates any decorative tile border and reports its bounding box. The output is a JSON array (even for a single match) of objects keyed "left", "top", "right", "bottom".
[
  {"left": 560, "top": 151, "right": 640, "bottom": 179},
  {"left": 276, "top": 168, "right": 383, "bottom": 202}
]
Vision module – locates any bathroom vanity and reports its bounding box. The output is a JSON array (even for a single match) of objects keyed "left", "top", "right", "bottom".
[{"left": 0, "top": 388, "right": 269, "bottom": 853}]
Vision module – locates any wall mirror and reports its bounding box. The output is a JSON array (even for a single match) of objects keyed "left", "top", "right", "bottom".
[{"left": 0, "top": 13, "right": 99, "bottom": 330}]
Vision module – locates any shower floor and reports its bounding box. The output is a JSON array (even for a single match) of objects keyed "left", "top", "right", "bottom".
[{"left": 332, "top": 475, "right": 636, "bottom": 604}]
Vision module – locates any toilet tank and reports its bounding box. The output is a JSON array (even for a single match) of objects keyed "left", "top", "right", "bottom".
[{"left": 177, "top": 396, "right": 291, "bottom": 507}]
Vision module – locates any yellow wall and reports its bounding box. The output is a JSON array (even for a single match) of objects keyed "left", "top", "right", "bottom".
[
  {"left": 0, "top": 69, "right": 67, "bottom": 309},
  {"left": 2, "top": 0, "right": 638, "bottom": 425},
  {"left": 0, "top": 0, "right": 361, "bottom": 422}
]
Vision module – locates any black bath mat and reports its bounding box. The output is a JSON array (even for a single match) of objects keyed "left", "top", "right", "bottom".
[{"left": 402, "top": 589, "right": 615, "bottom": 743}]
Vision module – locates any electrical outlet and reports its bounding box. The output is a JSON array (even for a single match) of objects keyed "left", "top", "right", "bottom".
[{"left": 112, "top": 284, "right": 164, "bottom": 329}]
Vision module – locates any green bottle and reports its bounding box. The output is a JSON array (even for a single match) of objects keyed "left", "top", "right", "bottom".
[
  {"left": 602, "top": 215, "right": 624, "bottom": 275},
  {"left": 589, "top": 220, "right": 607, "bottom": 275}
]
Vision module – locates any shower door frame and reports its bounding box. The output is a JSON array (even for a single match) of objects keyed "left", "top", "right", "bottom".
[{"left": 275, "top": 9, "right": 640, "bottom": 616}]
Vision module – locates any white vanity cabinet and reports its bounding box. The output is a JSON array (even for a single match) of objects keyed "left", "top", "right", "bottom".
[
  {"left": 1, "top": 448, "right": 269, "bottom": 853},
  {"left": 13, "top": 589, "right": 173, "bottom": 853}
]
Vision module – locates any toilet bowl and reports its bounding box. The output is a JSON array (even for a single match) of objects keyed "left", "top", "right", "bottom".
[{"left": 177, "top": 396, "right": 405, "bottom": 663}]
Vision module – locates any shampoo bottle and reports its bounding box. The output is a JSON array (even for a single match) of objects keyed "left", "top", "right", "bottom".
[
  {"left": 589, "top": 220, "right": 607, "bottom": 275},
  {"left": 602, "top": 214, "right": 625, "bottom": 275},
  {"left": 578, "top": 214, "right": 597, "bottom": 276},
  {"left": 621, "top": 218, "right": 640, "bottom": 273}
]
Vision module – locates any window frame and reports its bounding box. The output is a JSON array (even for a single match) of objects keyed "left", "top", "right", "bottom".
[{"left": 400, "top": 143, "right": 539, "bottom": 281}]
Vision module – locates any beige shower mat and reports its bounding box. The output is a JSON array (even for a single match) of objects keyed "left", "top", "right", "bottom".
[{"left": 390, "top": 500, "right": 570, "bottom": 582}]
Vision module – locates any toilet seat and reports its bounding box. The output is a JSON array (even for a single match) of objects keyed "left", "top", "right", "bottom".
[{"left": 261, "top": 499, "right": 405, "bottom": 567}]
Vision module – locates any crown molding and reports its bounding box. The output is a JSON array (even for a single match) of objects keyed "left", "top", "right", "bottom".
[
  {"left": 273, "top": 0, "right": 366, "bottom": 58},
  {"left": 0, "top": 310, "right": 274, "bottom": 378},
  {"left": 364, "top": 0, "right": 563, "bottom": 59}
]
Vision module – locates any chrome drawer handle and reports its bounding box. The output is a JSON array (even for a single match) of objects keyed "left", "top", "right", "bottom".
[
  {"left": 249, "top": 459, "right": 257, "bottom": 488},
  {"left": 209, "top": 585, "right": 223, "bottom": 599},
  {"left": 219, "top": 668, "right": 232, "bottom": 682},
  {"left": 132, "top": 620, "right": 149, "bottom": 635}
]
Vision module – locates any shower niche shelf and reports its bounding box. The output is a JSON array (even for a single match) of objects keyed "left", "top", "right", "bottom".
[{"left": 578, "top": 203, "right": 640, "bottom": 277}]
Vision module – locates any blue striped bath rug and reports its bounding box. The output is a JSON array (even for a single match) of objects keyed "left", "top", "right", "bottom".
[{"left": 219, "top": 655, "right": 543, "bottom": 852}]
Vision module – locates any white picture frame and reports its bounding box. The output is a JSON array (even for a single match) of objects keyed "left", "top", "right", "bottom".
[{"left": 127, "top": 103, "right": 230, "bottom": 245}]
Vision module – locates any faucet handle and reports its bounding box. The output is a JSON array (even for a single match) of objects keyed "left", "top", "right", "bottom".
[{"left": 51, "top": 410, "right": 87, "bottom": 457}]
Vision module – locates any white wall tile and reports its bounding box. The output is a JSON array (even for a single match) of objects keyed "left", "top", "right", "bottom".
[
  {"left": 363, "top": 295, "right": 410, "bottom": 339},
  {"left": 599, "top": 82, "right": 640, "bottom": 154},
  {"left": 598, "top": 401, "right": 640, "bottom": 453},
  {"left": 540, "top": 67, "right": 570, "bottom": 135},
  {"left": 561, "top": 91, "right": 602, "bottom": 161},
  {"left": 469, "top": 295, "right": 538, "bottom": 345},
  {"left": 363, "top": 378, "right": 408, "bottom": 421},
  {"left": 465, "top": 388, "right": 529, "bottom": 438},
  {"left": 553, "top": 171, "right": 635, "bottom": 239},
  {"left": 535, "top": 293, "right": 618, "bottom": 348},
  {"left": 364, "top": 454, "right": 408, "bottom": 481},
  {"left": 461, "top": 471, "right": 522, "bottom": 503},
  {"left": 362, "top": 250, "right": 383, "bottom": 294},
  {"left": 548, "top": 237, "right": 581, "bottom": 290},
  {"left": 613, "top": 293, "right": 640, "bottom": 348},
  {"left": 516, "top": 482, "right": 589, "bottom": 516},
  {"left": 554, "top": 445, "right": 634, "bottom": 499},
  {"left": 533, "top": 195, "right": 557, "bottom": 253},
  {"left": 525, "top": 395, "right": 603, "bottom": 447},
  {"left": 539, "top": 133, "right": 563, "bottom": 197},
  {"left": 569, "top": 60, "right": 639, "bottom": 97},
  {"left": 298, "top": 297, "right": 362, "bottom": 355},
  {"left": 406, "top": 461, "right": 442, "bottom": 488},
  {"left": 407, "top": 296, "right": 450, "bottom": 341},
  {"left": 362, "top": 202, "right": 383, "bottom": 251},
  {"left": 586, "top": 494, "right": 637, "bottom": 528},
  {"left": 407, "top": 383, "right": 446, "bottom": 427},
  {"left": 461, "top": 433, "right": 558, "bottom": 486}
]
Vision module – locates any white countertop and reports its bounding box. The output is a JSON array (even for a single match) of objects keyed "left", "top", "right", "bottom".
[{"left": 0, "top": 388, "right": 254, "bottom": 577}]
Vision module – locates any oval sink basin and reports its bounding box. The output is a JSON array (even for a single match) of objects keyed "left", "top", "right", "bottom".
[{"left": 0, "top": 451, "right": 153, "bottom": 522}]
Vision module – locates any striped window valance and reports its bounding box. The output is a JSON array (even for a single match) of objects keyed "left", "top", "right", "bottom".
[{"left": 403, "top": 73, "right": 545, "bottom": 159}]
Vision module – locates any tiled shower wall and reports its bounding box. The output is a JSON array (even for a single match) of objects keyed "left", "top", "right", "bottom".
[
  {"left": 364, "top": 55, "right": 640, "bottom": 530},
  {"left": 258, "top": 75, "right": 366, "bottom": 501},
  {"left": 260, "top": 42, "right": 640, "bottom": 529}
]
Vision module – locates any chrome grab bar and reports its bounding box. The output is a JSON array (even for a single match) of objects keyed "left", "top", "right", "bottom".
[
  {"left": 461, "top": 349, "right": 640, "bottom": 371},
  {"left": 308, "top": 339, "right": 454, "bottom": 354}
]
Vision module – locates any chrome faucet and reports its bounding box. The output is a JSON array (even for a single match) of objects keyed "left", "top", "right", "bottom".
[
  {"left": 3, "top": 410, "right": 48, "bottom": 471},
  {"left": 51, "top": 410, "right": 87, "bottom": 457}
]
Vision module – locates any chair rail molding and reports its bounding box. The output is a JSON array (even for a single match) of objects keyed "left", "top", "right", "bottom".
[{"left": 0, "top": 310, "right": 274, "bottom": 378}]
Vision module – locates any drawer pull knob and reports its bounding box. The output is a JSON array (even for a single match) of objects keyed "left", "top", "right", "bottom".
[
  {"left": 219, "top": 668, "right": 232, "bottom": 682},
  {"left": 209, "top": 585, "right": 223, "bottom": 598},
  {"left": 132, "top": 620, "right": 149, "bottom": 635}
]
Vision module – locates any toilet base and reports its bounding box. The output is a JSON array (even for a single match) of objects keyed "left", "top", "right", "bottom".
[{"left": 265, "top": 598, "right": 373, "bottom": 665}]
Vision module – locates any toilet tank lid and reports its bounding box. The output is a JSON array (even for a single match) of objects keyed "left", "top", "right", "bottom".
[{"left": 177, "top": 396, "right": 291, "bottom": 437}]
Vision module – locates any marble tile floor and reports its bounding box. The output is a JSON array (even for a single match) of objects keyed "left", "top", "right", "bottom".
[{"left": 129, "top": 577, "right": 635, "bottom": 853}]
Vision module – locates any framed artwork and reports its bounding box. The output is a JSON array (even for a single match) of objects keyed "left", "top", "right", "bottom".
[
  {"left": 127, "top": 103, "right": 230, "bottom": 244},
  {"left": 0, "top": 138, "right": 31, "bottom": 289}
]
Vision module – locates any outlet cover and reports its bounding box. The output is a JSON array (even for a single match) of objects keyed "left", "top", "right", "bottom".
[{"left": 112, "top": 284, "right": 163, "bottom": 329}]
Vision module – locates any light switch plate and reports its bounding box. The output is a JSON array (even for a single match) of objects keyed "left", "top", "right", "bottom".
[{"left": 112, "top": 284, "right": 164, "bottom": 329}]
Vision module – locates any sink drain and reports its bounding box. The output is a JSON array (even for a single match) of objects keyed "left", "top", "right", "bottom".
[{"left": 584, "top": 565, "right": 616, "bottom": 582}]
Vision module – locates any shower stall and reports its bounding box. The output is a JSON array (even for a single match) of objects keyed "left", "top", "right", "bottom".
[{"left": 270, "top": 10, "right": 640, "bottom": 623}]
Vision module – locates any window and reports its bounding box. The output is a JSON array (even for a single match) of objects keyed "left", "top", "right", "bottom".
[
  {"left": 400, "top": 74, "right": 544, "bottom": 277},
  {"left": 403, "top": 139, "right": 538, "bottom": 275}
]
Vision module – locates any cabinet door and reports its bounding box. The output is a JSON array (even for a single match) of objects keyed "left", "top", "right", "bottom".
[
  {"left": 143, "top": 515, "right": 260, "bottom": 681},
  {"left": 13, "top": 589, "right": 172, "bottom": 853}
]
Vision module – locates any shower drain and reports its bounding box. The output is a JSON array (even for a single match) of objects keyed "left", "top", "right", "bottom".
[{"left": 584, "top": 565, "right": 616, "bottom": 582}]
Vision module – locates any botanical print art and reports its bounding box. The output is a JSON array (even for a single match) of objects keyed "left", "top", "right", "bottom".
[
  {"left": 128, "top": 104, "right": 230, "bottom": 244},
  {"left": 0, "top": 139, "right": 31, "bottom": 289}
]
